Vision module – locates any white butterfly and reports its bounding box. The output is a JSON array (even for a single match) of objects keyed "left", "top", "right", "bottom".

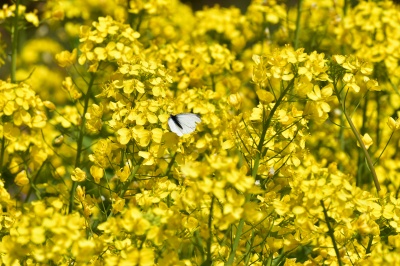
[{"left": 168, "top": 113, "right": 201, "bottom": 136}]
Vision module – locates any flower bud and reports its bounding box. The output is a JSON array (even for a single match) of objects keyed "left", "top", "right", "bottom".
[{"left": 228, "top": 93, "right": 242, "bottom": 110}]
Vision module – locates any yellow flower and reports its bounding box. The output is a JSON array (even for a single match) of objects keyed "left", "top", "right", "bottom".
[
  {"left": 131, "top": 126, "right": 151, "bottom": 147},
  {"left": 228, "top": 93, "right": 242, "bottom": 109},
  {"left": 8, "top": 157, "right": 22, "bottom": 174},
  {"left": 343, "top": 73, "right": 360, "bottom": 93},
  {"left": 138, "top": 145, "right": 160, "bottom": 166},
  {"left": 89, "top": 139, "right": 115, "bottom": 169},
  {"left": 76, "top": 185, "right": 86, "bottom": 202},
  {"left": 51, "top": 9, "right": 64, "bottom": 20},
  {"left": 62, "top": 77, "right": 82, "bottom": 100},
  {"left": 15, "top": 170, "right": 29, "bottom": 186},
  {"left": 31, "top": 112, "right": 47, "bottom": 128},
  {"left": 299, "top": 51, "right": 329, "bottom": 82},
  {"left": 31, "top": 227, "right": 46, "bottom": 244},
  {"left": 388, "top": 117, "right": 400, "bottom": 131},
  {"left": 121, "top": 208, "right": 150, "bottom": 234},
  {"left": 71, "top": 167, "right": 87, "bottom": 182},
  {"left": 119, "top": 248, "right": 155, "bottom": 266},
  {"left": 250, "top": 103, "right": 263, "bottom": 121},
  {"left": 389, "top": 235, "right": 400, "bottom": 248},
  {"left": 85, "top": 104, "right": 104, "bottom": 134},
  {"left": 357, "top": 133, "right": 373, "bottom": 150},
  {"left": 151, "top": 128, "right": 163, "bottom": 143},
  {"left": 43, "top": 101, "right": 56, "bottom": 111},
  {"left": 304, "top": 84, "right": 333, "bottom": 123},
  {"left": 252, "top": 55, "right": 268, "bottom": 84},
  {"left": 90, "top": 165, "right": 104, "bottom": 183},
  {"left": 364, "top": 77, "right": 380, "bottom": 91},
  {"left": 117, "top": 164, "right": 131, "bottom": 182},
  {"left": 71, "top": 239, "right": 96, "bottom": 263},
  {"left": 117, "top": 128, "right": 132, "bottom": 145},
  {"left": 55, "top": 49, "right": 77, "bottom": 67},
  {"left": 332, "top": 55, "right": 346, "bottom": 65},
  {"left": 256, "top": 90, "right": 274, "bottom": 104},
  {"left": 3, "top": 122, "right": 20, "bottom": 141},
  {"left": 112, "top": 194, "right": 125, "bottom": 214},
  {"left": 25, "top": 11, "right": 39, "bottom": 27},
  {"left": 182, "top": 216, "right": 199, "bottom": 232}
]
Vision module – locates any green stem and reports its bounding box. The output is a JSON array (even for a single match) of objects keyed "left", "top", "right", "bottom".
[
  {"left": 343, "top": 0, "right": 349, "bottom": 16},
  {"left": 205, "top": 196, "right": 215, "bottom": 264},
  {"left": 227, "top": 82, "right": 293, "bottom": 265},
  {"left": 11, "top": 0, "right": 21, "bottom": 83},
  {"left": 69, "top": 73, "right": 96, "bottom": 213},
  {"left": 343, "top": 110, "right": 380, "bottom": 192},
  {"left": 375, "top": 93, "right": 381, "bottom": 147},
  {"left": 252, "top": 83, "right": 293, "bottom": 177},
  {"left": 360, "top": 93, "right": 368, "bottom": 136},
  {"left": 25, "top": 162, "right": 45, "bottom": 202},
  {"left": 225, "top": 194, "right": 250, "bottom": 266},
  {"left": 320, "top": 200, "right": 343, "bottom": 266},
  {"left": 356, "top": 94, "right": 368, "bottom": 186},
  {"left": 396, "top": 185, "right": 400, "bottom": 199},
  {"left": 338, "top": 102, "right": 345, "bottom": 172},
  {"left": 117, "top": 157, "right": 144, "bottom": 198},
  {"left": 294, "top": 0, "right": 303, "bottom": 49},
  {"left": 164, "top": 152, "right": 176, "bottom": 177},
  {"left": 244, "top": 230, "right": 255, "bottom": 266},
  {"left": 373, "top": 132, "right": 394, "bottom": 166},
  {"left": 333, "top": 86, "right": 380, "bottom": 192},
  {"left": 365, "top": 234, "right": 374, "bottom": 254}
]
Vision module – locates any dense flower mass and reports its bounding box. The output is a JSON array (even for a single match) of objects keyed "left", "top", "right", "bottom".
[{"left": 0, "top": 0, "right": 400, "bottom": 265}]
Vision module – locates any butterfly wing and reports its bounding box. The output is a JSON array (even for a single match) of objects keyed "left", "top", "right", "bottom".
[
  {"left": 168, "top": 116, "right": 185, "bottom": 136},
  {"left": 176, "top": 113, "right": 201, "bottom": 135},
  {"left": 168, "top": 113, "right": 201, "bottom": 136}
]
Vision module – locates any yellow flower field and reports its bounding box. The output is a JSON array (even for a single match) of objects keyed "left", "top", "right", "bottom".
[{"left": 1, "top": 0, "right": 400, "bottom": 265}]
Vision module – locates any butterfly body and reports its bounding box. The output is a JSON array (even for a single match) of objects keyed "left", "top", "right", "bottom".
[{"left": 168, "top": 113, "right": 201, "bottom": 136}]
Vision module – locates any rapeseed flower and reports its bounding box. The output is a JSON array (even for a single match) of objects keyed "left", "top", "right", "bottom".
[{"left": 1, "top": 0, "right": 400, "bottom": 265}]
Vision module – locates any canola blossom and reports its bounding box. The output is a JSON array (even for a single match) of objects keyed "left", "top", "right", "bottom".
[{"left": 0, "top": 0, "right": 400, "bottom": 265}]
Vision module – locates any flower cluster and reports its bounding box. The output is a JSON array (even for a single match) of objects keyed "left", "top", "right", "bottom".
[
  {"left": 1, "top": 0, "right": 400, "bottom": 265},
  {"left": 0, "top": 4, "right": 39, "bottom": 27},
  {"left": 0, "top": 81, "right": 53, "bottom": 187}
]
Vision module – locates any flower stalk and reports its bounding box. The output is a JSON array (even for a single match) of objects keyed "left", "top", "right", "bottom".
[
  {"left": 69, "top": 73, "right": 96, "bottom": 213},
  {"left": 11, "top": 0, "right": 20, "bottom": 83}
]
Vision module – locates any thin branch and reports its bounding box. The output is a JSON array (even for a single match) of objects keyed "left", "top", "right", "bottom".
[{"left": 320, "top": 200, "right": 343, "bottom": 266}]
